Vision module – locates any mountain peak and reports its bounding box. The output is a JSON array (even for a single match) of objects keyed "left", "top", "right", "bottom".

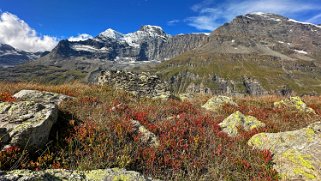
[
  {"left": 99, "top": 28, "right": 124, "bottom": 39},
  {"left": 139, "top": 25, "right": 166, "bottom": 35}
]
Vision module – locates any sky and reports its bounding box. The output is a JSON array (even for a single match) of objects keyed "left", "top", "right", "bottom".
[{"left": 0, "top": 0, "right": 321, "bottom": 52}]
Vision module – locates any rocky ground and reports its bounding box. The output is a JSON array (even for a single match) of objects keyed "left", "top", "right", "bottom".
[{"left": 0, "top": 82, "right": 321, "bottom": 180}]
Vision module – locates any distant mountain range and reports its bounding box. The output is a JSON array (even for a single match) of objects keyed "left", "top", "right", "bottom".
[
  {"left": 0, "top": 44, "right": 48, "bottom": 67},
  {"left": 41, "top": 25, "right": 209, "bottom": 63},
  {"left": 1, "top": 13, "right": 321, "bottom": 95}
]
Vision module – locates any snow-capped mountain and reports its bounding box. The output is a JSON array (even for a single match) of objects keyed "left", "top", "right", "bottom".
[
  {"left": 42, "top": 25, "right": 209, "bottom": 62},
  {"left": 0, "top": 43, "right": 47, "bottom": 66}
]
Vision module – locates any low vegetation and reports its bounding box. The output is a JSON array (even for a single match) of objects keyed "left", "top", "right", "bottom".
[{"left": 1, "top": 82, "right": 320, "bottom": 180}]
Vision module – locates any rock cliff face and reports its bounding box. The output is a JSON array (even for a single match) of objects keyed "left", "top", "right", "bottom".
[
  {"left": 98, "top": 70, "right": 171, "bottom": 98},
  {"left": 42, "top": 26, "right": 209, "bottom": 63}
]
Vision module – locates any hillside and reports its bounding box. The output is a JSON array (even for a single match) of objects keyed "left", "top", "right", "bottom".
[{"left": 155, "top": 13, "right": 321, "bottom": 95}]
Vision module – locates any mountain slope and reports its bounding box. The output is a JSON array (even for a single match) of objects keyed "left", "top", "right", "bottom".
[
  {"left": 0, "top": 43, "right": 46, "bottom": 67},
  {"left": 155, "top": 13, "right": 321, "bottom": 95}
]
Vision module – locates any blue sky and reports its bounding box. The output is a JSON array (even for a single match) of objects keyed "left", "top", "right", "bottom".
[{"left": 0, "top": 0, "right": 321, "bottom": 51}]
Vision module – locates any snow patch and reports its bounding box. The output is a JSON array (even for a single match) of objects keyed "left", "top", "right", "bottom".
[
  {"left": 288, "top": 19, "right": 321, "bottom": 29},
  {"left": 294, "top": 49, "right": 308, "bottom": 54},
  {"left": 278, "top": 41, "right": 284, "bottom": 44},
  {"left": 71, "top": 45, "right": 108, "bottom": 52}
]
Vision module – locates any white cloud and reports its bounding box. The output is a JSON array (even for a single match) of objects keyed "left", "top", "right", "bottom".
[
  {"left": 68, "top": 34, "right": 93, "bottom": 42},
  {"left": 0, "top": 12, "right": 58, "bottom": 52},
  {"left": 306, "top": 13, "right": 321, "bottom": 24},
  {"left": 186, "top": 0, "right": 321, "bottom": 31},
  {"left": 167, "top": 19, "right": 180, "bottom": 26}
]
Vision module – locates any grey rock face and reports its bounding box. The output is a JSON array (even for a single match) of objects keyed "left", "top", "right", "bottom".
[
  {"left": 0, "top": 168, "right": 159, "bottom": 181},
  {"left": 98, "top": 70, "right": 171, "bottom": 98},
  {"left": 243, "top": 77, "right": 267, "bottom": 96},
  {"left": 0, "top": 101, "right": 58, "bottom": 151}
]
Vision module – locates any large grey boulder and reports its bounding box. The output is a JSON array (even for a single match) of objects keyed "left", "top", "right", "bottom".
[
  {"left": 248, "top": 122, "right": 321, "bottom": 180},
  {"left": 13, "top": 90, "right": 72, "bottom": 105},
  {"left": 0, "top": 101, "right": 58, "bottom": 151},
  {"left": 0, "top": 168, "right": 159, "bottom": 181}
]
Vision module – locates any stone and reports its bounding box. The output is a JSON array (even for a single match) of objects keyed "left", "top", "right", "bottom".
[
  {"left": 98, "top": 70, "right": 172, "bottom": 98},
  {"left": 274, "top": 96, "right": 315, "bottom": 114},
  {"left": 0, "top": 101, "right": 58, "bottom": 151},
  {"left": 219, "top": 111, "right": 265, "bottom": 136},
  {"left": 248, "top": 122, "right": 321, "bottom": 180},
  {"left": 0, "top": 168, "right": 159, "bottom": 181},
  {"left": 13, "top": 90, "right": 72, "bottom": 105},
  {"left": 131, "top": 120, "right": 160, "bottom": 147},
  {"left": 202, "top": 96, "right": 238, "bottom": 112}
]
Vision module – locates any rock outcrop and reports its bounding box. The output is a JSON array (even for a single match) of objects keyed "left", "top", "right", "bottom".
[
  {"left": 13, "top": 90, "right": 72, "bottom": 105},
  {"left": 98, "top": 70, "right": 171, "bottom": 98},
  {"left": 131, "top": 120, "right": 160, "bottom": 147},
  {"left": 202, "top": 96, "right": 238, "bottom": 112},
  {"left": 219, "top": 111, "right": 265, "bottom": 136},
  {"left": 274, "top": 96, "right": 315, "bottom": 114},
  {"left": 0, "top": 101, "right": 58, "bottom": 150},
  {"left": 0, "top": 90, "right": 71, "bottom": 151},
  {"left": 248, "top": 122, "right": 321, "bottom": 180},
  {"left": 0, "top": 168, "right": 159, "bottom": 181}
]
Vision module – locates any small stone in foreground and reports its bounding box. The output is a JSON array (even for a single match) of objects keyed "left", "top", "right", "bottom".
[{"left": 202, "top": 96, "right": 238, "bottom": 112}]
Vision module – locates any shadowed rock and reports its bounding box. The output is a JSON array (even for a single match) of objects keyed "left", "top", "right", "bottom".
[{"left": 248, "top": 122, "right": 321, "bottom": 180}]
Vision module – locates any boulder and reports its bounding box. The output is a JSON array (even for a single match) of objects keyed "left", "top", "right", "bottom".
[
  {"left": 202, "top": 96, "right": 238, "bottom": 112},
  {"left": 219, "top": 111, "right": 265, "bottom": 136},
  {"left": 274, "top": 96, "right": 315, "bottom": 114},
  {"left": 131, "top": 120, "right": 160, "bottom": 147},
  {"left": 0, "top": 168, "right": 159, "bottom": 181},
  {"left": 248, "top": 122, "right": 321, "bottom": 180},
  {"left": 0, "top": 101, "right": 58, "bottom": 150},
  {"left": 13, "top": 90, "right": 72, "bottom": 106}
]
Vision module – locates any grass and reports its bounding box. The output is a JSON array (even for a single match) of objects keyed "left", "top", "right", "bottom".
[
  {"left": 153, "top": 51, "right": 321, "bottom": 95},
  {"left": 1, "top": 82, "right": 321, "bottom": 180}
]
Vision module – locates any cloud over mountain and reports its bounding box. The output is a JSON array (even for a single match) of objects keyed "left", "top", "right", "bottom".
[
  {"left": 0, "top": 12, "right": 58, "bottom": 52},
  {"left": 186, "top": 0, "right": 321, "bottom": 31}
]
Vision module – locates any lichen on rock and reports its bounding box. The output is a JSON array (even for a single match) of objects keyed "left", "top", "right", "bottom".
[
  {"left": 274, "top": 96, "right": 315, "bottom": 114},
  {"left": 0, "top": 168, "right": 159, "bottom": 181},
  {"left": 219, "top": 111, "right": 265, "bottom": 136},
  {"left": 248, "top": 122, "right": 321, "bottom": 180},
  {"left": 202, "top": 96, "right": 238, "bottom": 112}
]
